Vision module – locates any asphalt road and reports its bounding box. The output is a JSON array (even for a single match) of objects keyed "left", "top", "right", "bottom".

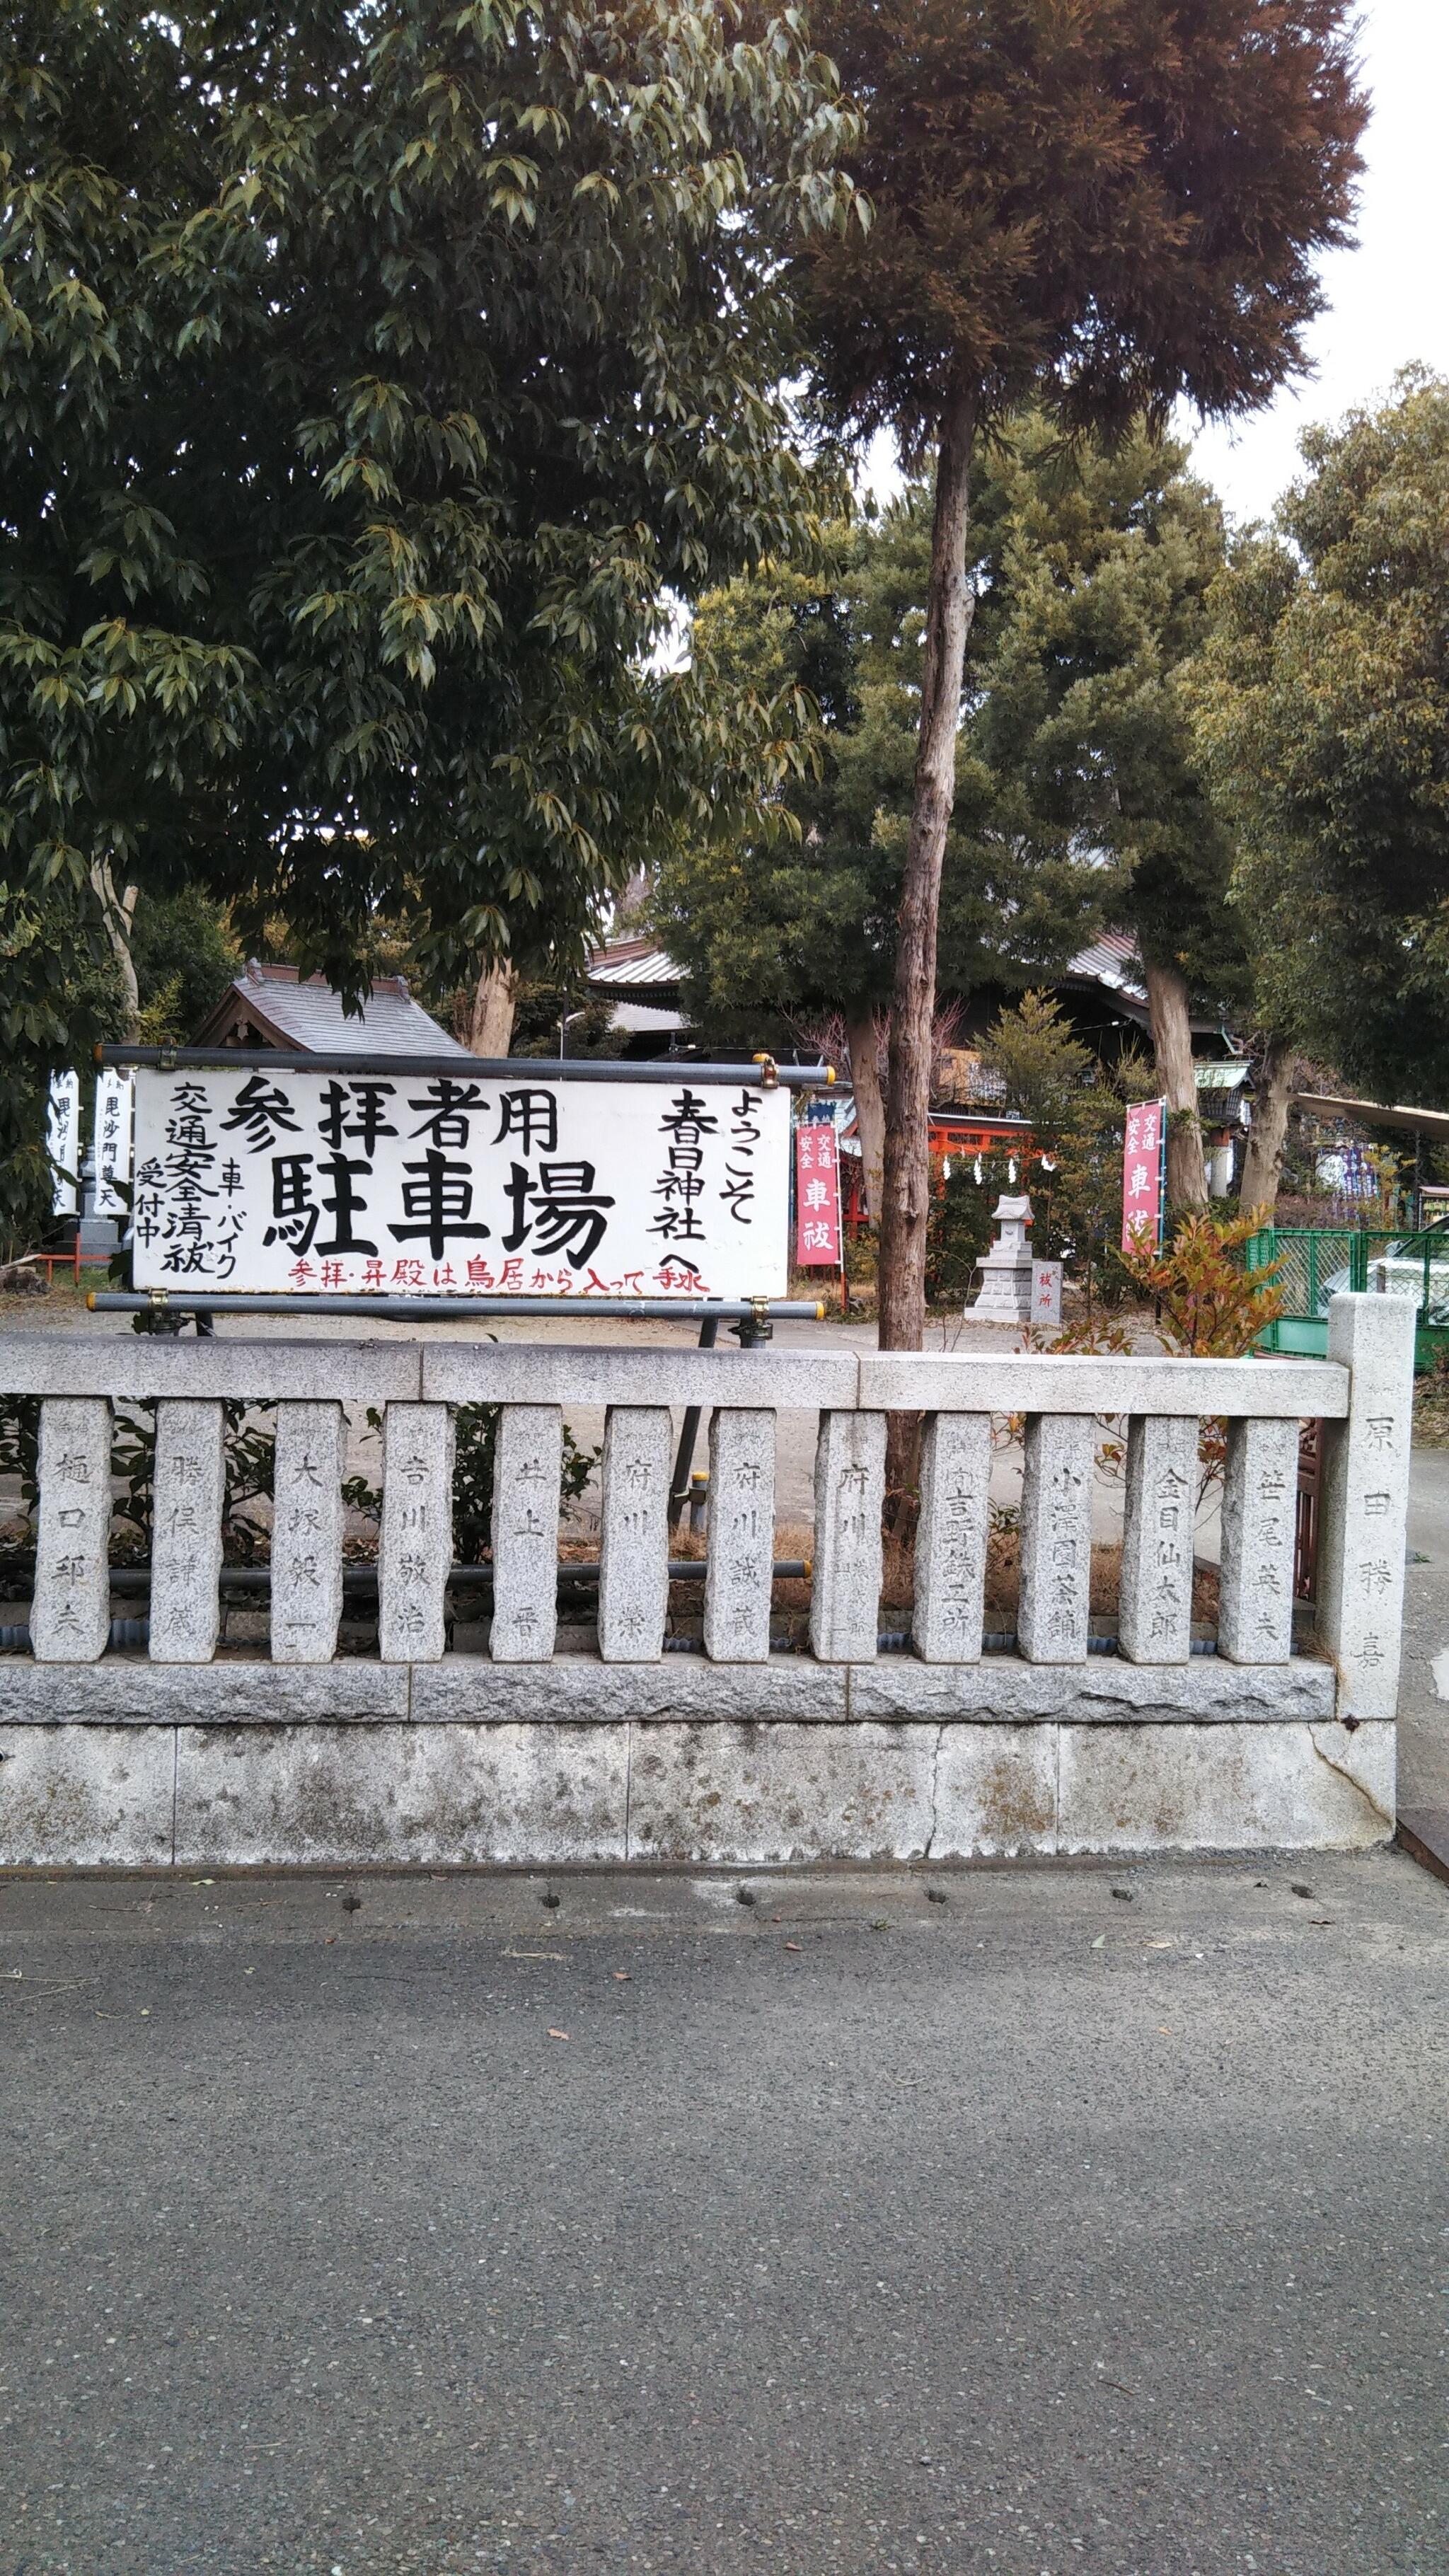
[{"left": 2, "top": 1856, "right": 1445, "bottom": 2576}]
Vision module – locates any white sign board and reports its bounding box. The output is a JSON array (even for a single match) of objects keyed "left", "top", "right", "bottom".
[
  {"left": 130, "top": 1066, "right": 790, "bottom": 1298},
  {"left": 1029, "top": 1258, "right": 1063, "bottom": 1329},
  {"left": 93, "top": 1070, "right": 134, "bottom": 1217},
  {"left": 47, "top": 1070, "right": 79, "bottom": 1216}
]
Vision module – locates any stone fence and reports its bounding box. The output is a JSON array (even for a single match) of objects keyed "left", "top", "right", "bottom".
[{"left": 0, "top": 1293, "right": 1416, "bottom": 1868}]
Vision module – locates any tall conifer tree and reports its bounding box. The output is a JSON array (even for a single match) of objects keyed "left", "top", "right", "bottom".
[{"left": 799, "top": 0, "right": 1367, "bottom": 1445}]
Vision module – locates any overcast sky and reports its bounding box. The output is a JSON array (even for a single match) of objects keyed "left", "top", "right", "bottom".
[{"left": 1188, "top": 0, "right": 1449, "bottom": 529}]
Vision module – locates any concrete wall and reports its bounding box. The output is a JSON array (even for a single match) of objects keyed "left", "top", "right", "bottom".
[{"left": 0, "top": 1653, "right": 1392, "bottom": 1867}]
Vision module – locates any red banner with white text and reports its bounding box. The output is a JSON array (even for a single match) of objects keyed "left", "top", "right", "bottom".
[
  {"left": 1121, "top": 1099, "right": 1166, "bottom": 1255},
  {"left": 795, "top": 1121, "right": 843, "bottom": 1266}
]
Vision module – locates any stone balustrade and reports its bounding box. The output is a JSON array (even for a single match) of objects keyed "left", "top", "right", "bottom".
[{"left": 0, "top": 1295, "right": 1416, "bottom": 1868}]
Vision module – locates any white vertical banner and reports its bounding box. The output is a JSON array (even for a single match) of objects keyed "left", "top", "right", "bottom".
[
  {"left": 92, "top": 1069, "right": 134, "bottom": 1218},
  {"left": 47, "top": 1070, "right": 80, "bottom": 1217}
]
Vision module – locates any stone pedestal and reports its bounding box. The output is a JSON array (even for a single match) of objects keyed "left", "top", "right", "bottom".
[
  {"left": 703, "top": 1409, "right": 775, "bottom": 1663},
  {"left": 598, "top": 1406, "right": 672, "bottom": 1661},
  {"left": 490, "top": 1404, "right": 562, "bottom": 1663},
  {"left": 913, "top": 1411, "right": 991, "bottom": 1662},
  {"left": 271, "top": 1402, "right": 347, "bottom": 1665},
  {"left": 971, "top": 1195, "right": 1036, "bottom": 1321},
  {"left": 810, "top": 1411, "right": 885, "bottom": 1663},
  {"left": 379, "top": 1402, "right": 453, "bottom": 1663}
]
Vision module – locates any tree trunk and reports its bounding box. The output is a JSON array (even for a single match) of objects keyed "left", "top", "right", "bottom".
[
  {"left": 1239, "top": 1032, "right": 1296, "bottom": 1216},
  {"left": 466, "top": 957, "right": 517, "bottom": 1058},
  {"left": 877, "top": 369, "right": 976, "bottom": 1511},
  {"left": 845, "top": 1010, "right": 885, "bottom": 1226},
  {"left": 1143, "top": 957, "right": 1207, "bottom": 1210},
  {"left": 91, "top": 857, "right": 139, "bottom": 1038}
]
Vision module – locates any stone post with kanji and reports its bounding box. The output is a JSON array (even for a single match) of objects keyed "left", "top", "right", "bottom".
[{"left": 1317, "top": 1292, "right": 1416, "bottom": 1723}]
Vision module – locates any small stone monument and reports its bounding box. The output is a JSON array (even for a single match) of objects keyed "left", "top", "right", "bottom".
[
  {"left": 969, "top": 1193, "right": 1037, "bottom": 1321},
  {"left": 1029, "top": 1257, "right": 1063, "bottom": 1329}
]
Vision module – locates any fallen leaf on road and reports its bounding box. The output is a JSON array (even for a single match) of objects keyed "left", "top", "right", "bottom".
[
  {"left": 1158, "top": 2026, "right": 1174, "bottom": 2035},
  {"left": 503, "top": 1949, "right": 567, "bottom": 1962},
  {"left": 612, "top": 1971, "right": 630, "bottom": 1982},
  {"left": 548, "top": 2028, "right": 570, "bottom": 2040},
  {"left": 1091, "top": 1935, "right": 1106, "bottom": 1949},
  {"left": 784, "top": 1942, "right": 802, "bottom": 1953}
]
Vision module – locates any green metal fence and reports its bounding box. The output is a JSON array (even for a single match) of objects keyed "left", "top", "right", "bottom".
[{"left": 1247, "top": 1225, "right": 1449, "bottom": 1368}]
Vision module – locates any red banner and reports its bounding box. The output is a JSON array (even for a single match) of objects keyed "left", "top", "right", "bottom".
[
  {"left": 795, "top": 1121, "right": 843, "bottom": 1266},
  {"left": 1121, "top": 1100, "right": 1165, "bottom": 1254}
]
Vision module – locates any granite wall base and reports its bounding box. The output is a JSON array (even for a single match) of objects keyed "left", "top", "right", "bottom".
[{"left": 0, "top": 1711, "right": 1393, "bottom": 1866}]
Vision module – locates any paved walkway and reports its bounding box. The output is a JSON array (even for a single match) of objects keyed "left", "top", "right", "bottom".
[{"left": 2, "top": 1855, "right": 1445, "bottom": 2575}]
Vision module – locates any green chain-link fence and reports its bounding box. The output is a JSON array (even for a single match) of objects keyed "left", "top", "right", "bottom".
[{"left": 1247, "top": 1225, "right": 1449, "bottom": 1367}]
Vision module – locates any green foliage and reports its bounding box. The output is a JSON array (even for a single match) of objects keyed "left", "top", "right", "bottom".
[
  {"left": 509, "top": 978, "right": 628, "bottom": 1061},
  {"left": 924, "top": 1150, "right": 1016, "bottom": 1310},
  {"left": 1192, "top": 372, "right": 1449, "bottom": 1102},
  {"left": 108, "top": 1402, "right": 279, "bottom": 1562},
  {"left": 354, "top": 1400, "right": 597, "bottom": 1565},
  {"left": 976, "top": 989, "right": 1090, "bottom": 1145},
  {"left": 977, "top": 421, "right": 1248, "bottom": 1015},
  {"left": 130, "top": 886, "right": 241, "bottom": 1043},
  {"left": 978, "top": 988, "right": 1158, "bottom": 1309},
  {"left": 1, "top": 0, "right": 861, "bottom": 1149},
  {"left": 0, "top": 877, "right": 125, "bottom": 1256},
  {"left": 1121, "top": 1211, "right": 1285, "bottom": 1356},
  {"left": 661, "top": 420, "right": 1241, "bottom": 1039},
  {"left": 447, "top": 1404, "right": 599, "bottom": 1566},
  {"left": 0, "top": 1392, "right": 599, "bottom": 1574}
]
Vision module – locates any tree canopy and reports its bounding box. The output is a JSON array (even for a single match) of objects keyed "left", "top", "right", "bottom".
[
  {"left": 0, "top": 0, "right": 859, "bottom": 1237},
  {"left": 1192, "top": 371, "right": 1449, "bottom": 1107},
  {"left": 659, "top": 417, "right": 1247, "bottom": 1133},
  {"left": 2, "top": 0, "right": 859, "bottom": 971},
  {"left": 793, "top": 0, "right": 1368, "bottom": 1379}
]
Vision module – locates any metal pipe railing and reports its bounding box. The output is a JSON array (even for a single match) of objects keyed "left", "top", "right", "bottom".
[
  {"left": 99, "top": 1044, "right": 844, "bottom": 1090},
  {"left": 88, "top": 1293, "right": 824, "bottom": 1324}
]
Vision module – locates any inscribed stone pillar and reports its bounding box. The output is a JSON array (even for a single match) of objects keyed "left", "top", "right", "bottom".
[
  {"left": 703, "top": 1408, "right": 775, "bottom": 1663},
  {"left": 1017, "top": 1413, "right": 1092, "bottom": 1664},
  {"left": 379, "top": 1402, "right": 454, "bottom": 1663},
  {"left": 149, "top": 1398, "right": 225, "bottom": 1663},
  {"left": 809, "top": 1411, "right": 885, "bottom": 1663},
  {"left": 32, "top": 1397, "right": 112, "bottom": 1662},
  {"left": 1117, "top": 1414, "right": 1197, "bottom": 1665},
  {"left": 913, "top": 1412, "right": 991, "bottom": 1663},
  {"left": 1317, "top": 1290, "right": 1417, "bottom": 1720},
  {"left": 1217, "top": 1416, "right": 1298, "bottom": 1665},
  {"left": 490, "top": 1403, "right": 562, "bottom": 1663},
  {"left": 270, "top": 1402, "right": 347, "bottom": 1664},
  {"left": 598, "top": 1405, "right": 671, "bottom": 1660}
]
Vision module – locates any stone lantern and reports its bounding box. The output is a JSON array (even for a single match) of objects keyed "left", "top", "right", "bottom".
[{"left": 970, "top": 1193, "right": 1037, "bottom": 1321}]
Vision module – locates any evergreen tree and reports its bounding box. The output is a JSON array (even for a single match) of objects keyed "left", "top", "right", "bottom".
[
  {"left": 661, "top": 419, "right": 1251, "bottom": 1210},
  {"left": 1192, "top": 371, "right": 1449, "bottom": 1108},
  {"left": 798, "top": 0, "right": 1368, "bottom": 1416}
]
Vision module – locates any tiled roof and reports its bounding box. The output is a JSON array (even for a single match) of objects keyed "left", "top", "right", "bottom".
[
  {"left": 198, "top": 962, "right": 473, "bottom": 1058},
  {"left": 1063, "top": 932, "right": 1148, "bottom": 1001},
  {"left": 585, "top": 938, "right": 684, "bottom": 990}
]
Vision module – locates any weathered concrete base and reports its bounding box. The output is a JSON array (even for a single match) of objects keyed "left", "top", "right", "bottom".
[
  {"left": 0, "top": 1648, "right": 1336, "bottom": 1726},
  {"left": 0, "top": 1706, "right": 1393, "bottom": 1867}
]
